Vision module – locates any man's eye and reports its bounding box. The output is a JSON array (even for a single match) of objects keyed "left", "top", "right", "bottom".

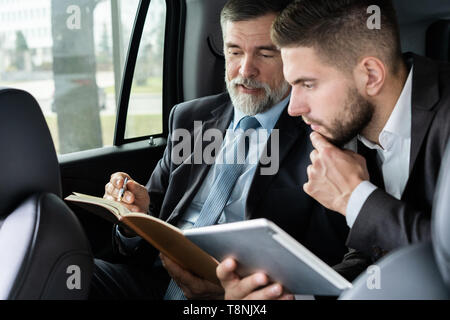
[
  {"left": 303, "top": 83, "right": 314, "bottom": 89},
  {"left": 228, "top": 50, "right": 241, "bottom": 56},
  {"left": 260, "top": 52, "right": 274, "bottom": 58}
]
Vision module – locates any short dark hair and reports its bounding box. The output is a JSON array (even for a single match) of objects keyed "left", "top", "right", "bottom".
[
  {"left": 272, "top": 0, "right": 403, "bottom": 75},
  {"left": 220, "top": 0, "right": 293, "bottom": 31}
]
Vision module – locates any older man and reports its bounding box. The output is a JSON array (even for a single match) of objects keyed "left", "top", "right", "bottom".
[{"left": 93, "top": 0, "right": 349, "bottom": 300}]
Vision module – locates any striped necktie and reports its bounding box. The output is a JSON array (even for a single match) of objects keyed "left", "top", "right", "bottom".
[{"left": 164, "top": 116, "right": 261, "bottom": 300}]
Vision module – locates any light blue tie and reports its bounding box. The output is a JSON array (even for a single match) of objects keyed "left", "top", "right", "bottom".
[{"left": 164, "top": 116, "right": 261, "bottom": 300}]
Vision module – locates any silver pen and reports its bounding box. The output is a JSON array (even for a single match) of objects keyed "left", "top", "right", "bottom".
[{"left": 117, "top": 177, "right": 128, "bottom": 202}]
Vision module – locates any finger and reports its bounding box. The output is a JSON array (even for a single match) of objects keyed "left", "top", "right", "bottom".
[
  {"left": 217, "top": 258, "right": 239, "bottom": 285},
  {"left": 105, "top": 173, "right": 132, "bottom": 200},
  {"left": 277, "top": 293, "right": 295, "bottom": 300},
  {"left": 103, "top": 185, "right": 140, "bottom": 211},
  {"left": 162, "top": 253, "right": 223, "bottom": 298},
  {"left": 103, "top": 194, "right": 116, "bottom": 202},
  {"left": 232, "top": 273, "right": 270, "bottom": 299},
  {"left": 310, "top": 132, "right": 333, "bottom": 153},
  {"left": 307, "top": 164, "right": 312, "bottom": 176},
  {"left": 161, "top": 254, "right": 196, "bottom": 286},
  {"left": 163, "top": 254, "right": 223, "bottom": 299},
  {"left": 104, "top": 182, "right": 120, "bottom": 198},
  {"left": 117, "top": 201, "right": 140, "bottom": 212},
  {"left": 244, "top": 283, "right": 283, "bottom": 300},
  {"left": 161, "top": 254, "right": 184, "bottom": 280},
  {"left": 121, "top": 190, "right": 135, "bottom": 204},
  {"left": 310, "top": 149, "right": 319, "bottom": 163},
  {"left": 109, "top": 196, "right": 140, "bottom": 212},
  {"left": 303, "top": 181, "right": 312, "bottom": 196},
  {"left": 126, "top": 204, "right": 142, "bottom": 212},
  {"left": 308, "top": 160, "right": 322, "bottom": 177},
  {"left": 307, "top": 164, "right": 316, "bottom": 180},
  {"left": 125, "top": 180, "right": 146, "bottom": 197},
  {"left": 111, "top": 172, "right": 132, "bottom": 189},
  {"left": 121, "top": 180, "right": 150, "bottom": 205}
]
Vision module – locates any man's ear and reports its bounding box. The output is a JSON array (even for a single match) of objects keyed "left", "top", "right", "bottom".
[{"left": 353, "top": 57, "right": 386, "bottom": 97}]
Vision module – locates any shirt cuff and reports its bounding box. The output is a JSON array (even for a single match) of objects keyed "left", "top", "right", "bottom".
[
  {"left": 346, "top": 181, "right": 378, "bottom": 228},
  {"left": 115, "top": 225, "right": 142, "bottom": 252}
]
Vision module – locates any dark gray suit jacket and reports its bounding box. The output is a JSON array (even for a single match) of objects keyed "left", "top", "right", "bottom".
[
  {"left": 340, "top": 54, "right": 450, "bottom": 267},
  {"left": 143, "top": 93, "right": 350, "bottom": 267}
]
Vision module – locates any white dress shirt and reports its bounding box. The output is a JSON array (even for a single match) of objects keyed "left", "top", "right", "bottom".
[{"left": 345, "top": 67, "right": 413, "bottom": 228}]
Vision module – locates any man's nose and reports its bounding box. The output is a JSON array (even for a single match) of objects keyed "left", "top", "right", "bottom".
[
  {"left": 239, "top": 55, "right": 258, "bottom": 78},
  {"left": 287, "top": 96, "right": 310, "bottom": 117}
]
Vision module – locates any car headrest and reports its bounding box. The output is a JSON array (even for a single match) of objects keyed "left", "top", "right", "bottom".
[
  {"left": 426, "top": 20, "right": 450, "bottom": 62},
  {"left": 0, "top": 88, "right": 61, "bottom": 218},
  {"left": 183, "top": 0, "right": 227, "bottom": 101},
  {"left": 432, "top": 139, "right": 450, "bottom": 288}
]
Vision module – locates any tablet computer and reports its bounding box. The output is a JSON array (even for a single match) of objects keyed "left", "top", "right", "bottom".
[{"left": 183, "top": 218, "right": 352, "bottom": 295}]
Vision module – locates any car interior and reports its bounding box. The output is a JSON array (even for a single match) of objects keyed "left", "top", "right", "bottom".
[{"left": 0, "top": 0, "right": 449, "bottom": 300}]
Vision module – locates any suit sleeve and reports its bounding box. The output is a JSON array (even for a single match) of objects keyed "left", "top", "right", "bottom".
[
  {"left": 346, "top": 189, "right": 431, "bottom": 258},
  {"left": 146, "top": 104, "right": 178, "bottom": 218},
  {"left": 332, "top": 248, "right": 372, "bottom": 282},
  {"left": 346, "top": 90, "right": 450, "bottom": 258}
]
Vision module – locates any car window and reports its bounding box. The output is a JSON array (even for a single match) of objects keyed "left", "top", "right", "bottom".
[
  {"left": 125, "top": 0, "right": 166, "bottom": 140},
  {"left": 0, "top": 0, "right": 139, "bottom": 154}
]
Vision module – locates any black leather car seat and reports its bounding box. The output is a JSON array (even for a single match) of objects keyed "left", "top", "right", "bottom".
[
  {"left": 426, "top": 19, "right": 450, "bottom": 62},
  {"left": 0, "top": 88, "right": 93, "bottom": 299}
]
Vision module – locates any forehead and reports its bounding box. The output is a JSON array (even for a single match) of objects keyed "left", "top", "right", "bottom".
[
  {"left": 281, "top": 46, "right": 343, "bottom": 82},
  {"left": 224, "top": 14, "right": 276, "bottom": 47}
]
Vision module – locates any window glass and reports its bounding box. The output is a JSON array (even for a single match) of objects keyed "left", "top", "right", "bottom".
[
  {"left": 0, "top": 0, "right": 139, "bottom": 154},
  {"left": 125, "top": 0, "right": 166, "bottom": 139}
]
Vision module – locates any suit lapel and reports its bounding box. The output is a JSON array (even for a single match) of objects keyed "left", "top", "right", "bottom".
[
  {"left": 408, "top": 54, "right": 440, "bottom": 175},
  {"left": 246, "top": 106, "right": 306, "bottom": 219},
  {"left": 167, "top": 100, "right": 234, "bottom": 223}
]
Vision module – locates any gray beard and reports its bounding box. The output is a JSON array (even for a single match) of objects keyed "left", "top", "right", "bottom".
[{"left": 226, "top": 76, "right": 290, "bottom": 116}]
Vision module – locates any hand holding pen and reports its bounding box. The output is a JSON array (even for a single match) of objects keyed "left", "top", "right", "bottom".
[{"left": 103, "top": 172, "right": 151, "bottom": 214}]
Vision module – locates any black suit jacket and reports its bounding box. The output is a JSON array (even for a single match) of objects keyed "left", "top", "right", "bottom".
[
  {"left": 146, "top": 92, "right": 349, "bottom": 266},
  {"left": 345, "top": 53, "right": 450, "bottom": 261}
]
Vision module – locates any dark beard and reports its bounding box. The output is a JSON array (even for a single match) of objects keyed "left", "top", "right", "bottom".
[{"left": 326, "top": 88, "right": 374, "bottom": 148}]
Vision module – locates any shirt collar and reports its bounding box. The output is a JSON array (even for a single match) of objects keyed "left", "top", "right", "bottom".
[
  {"left": 383, "top": 67, "right": 413, "bottom": 139},
  {"left": 358, "top": 67, "right": 413, "bottom": 150},
  {"left": 232, "top": 94, "right": 290, "bottom": 131}
]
